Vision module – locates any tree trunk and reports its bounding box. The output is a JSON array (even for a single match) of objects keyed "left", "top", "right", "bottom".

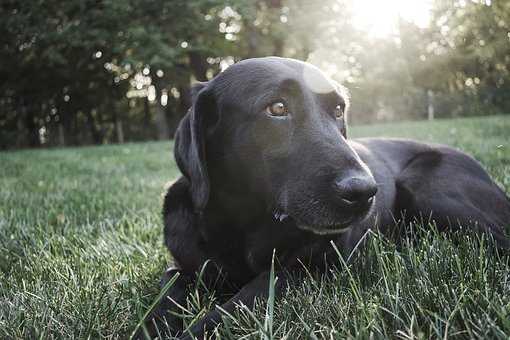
[
  {"left": 16, "top": 113, "right": 26, "bottom": 148},
  {"left": 61, "top": 110, "right": 77, "bottom": 146},
  {"left": 116, "top": 120, "right": 124, "bottom": 144},
  {"left": 85, "top": 109, "right": 102, "bottom": 144},
  {"left": 110, "top": 100, "right": 124, "bottom": 143},
  {"left": 153, "top": 81, "right": 170, "bottom": 140},
  {"left": 178, "top": 85, "right": 191, "bottom": 113},
  {"left": 58, "top": 123, "right": 65, "bottom": 146},
  {"left": 188, "top": 51, "right": 208, "bottom": 81},
  {"left": 154, "top": 104, "right": 170, "bottom": 140},
  {"left": 427, "top": 89, "right": 435, "bottom": 120},
  {"left": 24, "top": 108, "right": 40, "bottom": 148},
  {"left": 143, "top": 96, "right": 151, "bottom": 138},
  {"left": 273, "top": 37, "right": 284, "bottom": 56},
  {"left": 165, "top": 84, "right": 191, "bottom": 137}
]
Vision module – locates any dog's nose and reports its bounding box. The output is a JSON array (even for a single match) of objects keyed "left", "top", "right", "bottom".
[{"left": 333, "top": 176, "right": 378, "bottom": 207}]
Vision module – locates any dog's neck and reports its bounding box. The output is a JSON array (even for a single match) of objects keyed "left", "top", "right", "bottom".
[{"left": 204, "top": 187, "right": 270, "bottom": 227}]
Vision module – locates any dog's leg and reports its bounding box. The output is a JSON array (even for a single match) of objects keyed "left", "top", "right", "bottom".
[
  {"left": 134, "top": 266, "right": 193, "bottom": 339},
  {"left": 175, "top": 238, "right": 366, "bottom": 340},
  {"left": 178, "top": 270, "right": 289, "bottom": 340}
]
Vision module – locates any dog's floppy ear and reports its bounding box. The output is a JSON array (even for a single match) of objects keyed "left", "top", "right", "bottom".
[{"left": 174, "top": 81, "right": 216, "bottom": 213}]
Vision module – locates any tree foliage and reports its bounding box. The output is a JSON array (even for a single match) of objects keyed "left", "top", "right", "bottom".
[{"left": 0, "top": 0, "right": 509, "bottom": 149}]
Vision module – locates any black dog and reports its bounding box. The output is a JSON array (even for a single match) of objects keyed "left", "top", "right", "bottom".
[{"left": 139, "top": 57, "right": 510, "bottom": 339}]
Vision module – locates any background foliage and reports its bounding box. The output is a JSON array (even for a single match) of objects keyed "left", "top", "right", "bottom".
[{"left": 1, "top": 0, "right": 510, "bottom": 149}]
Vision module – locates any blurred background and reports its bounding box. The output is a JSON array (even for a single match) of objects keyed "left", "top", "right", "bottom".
[{"left": 1, "top": 0, "right": 509, "bottom": 149}]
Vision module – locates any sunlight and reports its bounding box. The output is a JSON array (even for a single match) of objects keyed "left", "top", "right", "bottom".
[
  {"left": 302, "top": 63, "right": 336, "bottom": 94},
  {"left": 350, "top": 0, "right": 432, "bottom": 37}
]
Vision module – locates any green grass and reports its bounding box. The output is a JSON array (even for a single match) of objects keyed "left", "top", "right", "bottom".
[{"left": 1, "top": 115, "right": 510, "bottom": 339}]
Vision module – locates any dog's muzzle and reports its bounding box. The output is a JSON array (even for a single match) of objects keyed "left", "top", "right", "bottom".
[{"left": 296, "top": 223, "right": 353, "bottom": 235}]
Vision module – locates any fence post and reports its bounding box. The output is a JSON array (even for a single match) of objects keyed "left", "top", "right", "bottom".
[{"left": 427, "top": 89, "right": 435, "bottom": 121}]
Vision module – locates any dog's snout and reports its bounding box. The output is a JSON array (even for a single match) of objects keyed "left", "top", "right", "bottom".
[{"left": 333, "top": 176, "right": 378, "bottom": 207}]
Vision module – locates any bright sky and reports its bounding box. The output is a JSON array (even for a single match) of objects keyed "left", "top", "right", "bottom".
[{"left": 350, "top": 0, "right": 433, "bottom": 37}]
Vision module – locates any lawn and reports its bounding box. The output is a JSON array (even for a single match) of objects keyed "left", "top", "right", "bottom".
[{"left": 1, "top": 115, "right": 510, "bottom": 339}]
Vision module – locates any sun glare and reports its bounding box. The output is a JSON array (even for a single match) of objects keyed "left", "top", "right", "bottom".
[{"left": 350, "top": 0, "right": 432, "bottom": 37}]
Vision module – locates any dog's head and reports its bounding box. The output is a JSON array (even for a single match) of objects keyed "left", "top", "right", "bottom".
[{"left": 175, "top": 57, "right": 377, "bottom": 235}]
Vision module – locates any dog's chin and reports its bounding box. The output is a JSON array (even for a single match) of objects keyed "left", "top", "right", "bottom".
[
  {"left": 273, "top": 210, "right": 354, "bottom": 235},
  {"left": 274, "top": 199, "right": 375, "bottom": 236},
  {"left": 289, "top": 204, "right": 375, "bottom": 236},
  {"left": 296, "top": 222, "right": 352, "bottom": 235}
]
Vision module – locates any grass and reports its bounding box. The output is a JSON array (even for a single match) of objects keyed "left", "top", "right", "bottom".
[{"left": 1, "top": 115, "right": 510, "bottom": 339}]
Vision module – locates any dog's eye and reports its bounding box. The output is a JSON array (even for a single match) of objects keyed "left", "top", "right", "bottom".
[
  {"left": 266, "top": 101, "right": 288, "bottom": 117},
  {"left": 334, "top": 105, "right": 344, "bottom": 119}
]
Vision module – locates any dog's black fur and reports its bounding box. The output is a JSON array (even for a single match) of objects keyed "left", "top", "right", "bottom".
[{"left": 137, "top": 57, "right": 510, "bottom": 339}]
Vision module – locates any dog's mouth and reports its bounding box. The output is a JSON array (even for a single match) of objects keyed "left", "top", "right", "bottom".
[
  {"left": 296, "top": 222, "right": 352, "bottom": 235},
  {"left": 273, "top": 197, "right": 377, "bottom": 235},
  {"left": 273, "top": 210, "right": 355, "bottom": 235}
]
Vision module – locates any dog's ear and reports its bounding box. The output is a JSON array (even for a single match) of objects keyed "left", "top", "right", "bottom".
[{"left": 174, "top": 81, "right": 217, "bottom": 213}]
